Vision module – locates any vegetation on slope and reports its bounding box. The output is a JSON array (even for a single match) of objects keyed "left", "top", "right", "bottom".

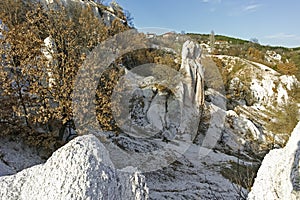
[
  {"left": 188, "top": 33, "right": 300, "bottom": 79},
  {"left": 0, "top": 0, "right": 181, "bottom": 152},
  {"left": 0, "top": 0, "right": 129, "bottom": 151}
]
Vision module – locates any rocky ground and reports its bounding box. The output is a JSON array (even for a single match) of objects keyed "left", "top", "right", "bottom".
[{"left": 0, "top": 37, "right": 299, "bottom": 199}]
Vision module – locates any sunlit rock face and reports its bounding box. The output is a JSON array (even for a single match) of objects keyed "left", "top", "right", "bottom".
[
  {"left": 0, "top": 135, "right": 149, "bottom": 200},
  {"left": 180, "top": 40, "right": 205, "bottom": 108},
  {"left": 247, "top": 122, "right": 300, "bottom": 200}
]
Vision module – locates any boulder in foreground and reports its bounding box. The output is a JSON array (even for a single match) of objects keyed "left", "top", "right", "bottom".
[{"left": 0, "top": 134, "right": 149, "bottom": 200}]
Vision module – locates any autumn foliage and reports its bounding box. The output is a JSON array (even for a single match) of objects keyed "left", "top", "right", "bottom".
[{"left": 0, "top": 0, "right": 128, "bottom": 149}]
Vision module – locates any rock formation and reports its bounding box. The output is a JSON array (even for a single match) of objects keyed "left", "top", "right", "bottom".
[
  {"left": 116, "top": 40, "right": 205, "bottom": 141},
  {"left": 180, "top": 40, "right": 205, "bottom": 108},
  {"left": 0, "top": 135, "right": 148, "bottom": 200},
  {"left": 247, "top": 122, "right": 300, "bottom": 200},
  {"left": 43, "top": 0, "right": 126, "bottom": 26}
]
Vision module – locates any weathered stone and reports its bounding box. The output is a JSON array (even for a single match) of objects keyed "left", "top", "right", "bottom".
[
  {"left": 247, "top": 122, "right": 300, "bottom": 200},
  {"left": 180, "top": 40, "right": 205, "bottom": 108},
  {"left": 0, "top": 135, "right": 148, "bottom": 200}
]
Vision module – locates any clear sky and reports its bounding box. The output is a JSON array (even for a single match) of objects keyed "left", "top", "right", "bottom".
[{"left": 111, "top": 0, "right": 300, "bottom": 48}]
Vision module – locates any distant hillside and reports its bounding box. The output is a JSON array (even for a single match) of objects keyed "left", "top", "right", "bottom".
[
  {"left": 187, "top": 33, "right": 300, "bottom": 50},
  {"left": 187, "top": 33, "right": 300, "bottom": 79},
  {"left": 187, "top": 33, "right": 249, "bottom": 45}
]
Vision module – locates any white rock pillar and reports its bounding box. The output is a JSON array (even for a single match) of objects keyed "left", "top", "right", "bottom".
[{"left": 180, "top": 40, "right": 205, "bottom": 109}]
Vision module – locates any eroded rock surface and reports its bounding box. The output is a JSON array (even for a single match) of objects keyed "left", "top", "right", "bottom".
[
  {"left": 247, "top": 122, "right": 300, "bottom": 200},
  {"left": 180, "top": 40, "right": 205, "bottom": 108},
  {"left": 0, "top": 135, "right": 148, "bottom": 200}
]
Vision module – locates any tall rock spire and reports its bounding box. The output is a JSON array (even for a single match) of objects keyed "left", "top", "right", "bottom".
[{"left": 180, "top": 40, "right": 205, "bottom": 109}]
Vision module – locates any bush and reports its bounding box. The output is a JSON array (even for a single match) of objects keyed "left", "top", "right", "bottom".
[{"left": 276, "top": 62, "right": 299, "bottom": 75}]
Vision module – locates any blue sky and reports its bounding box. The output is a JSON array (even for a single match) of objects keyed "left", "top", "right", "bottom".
[{"left": 112, "top": 0, "right": 300, "bottom": 48}]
